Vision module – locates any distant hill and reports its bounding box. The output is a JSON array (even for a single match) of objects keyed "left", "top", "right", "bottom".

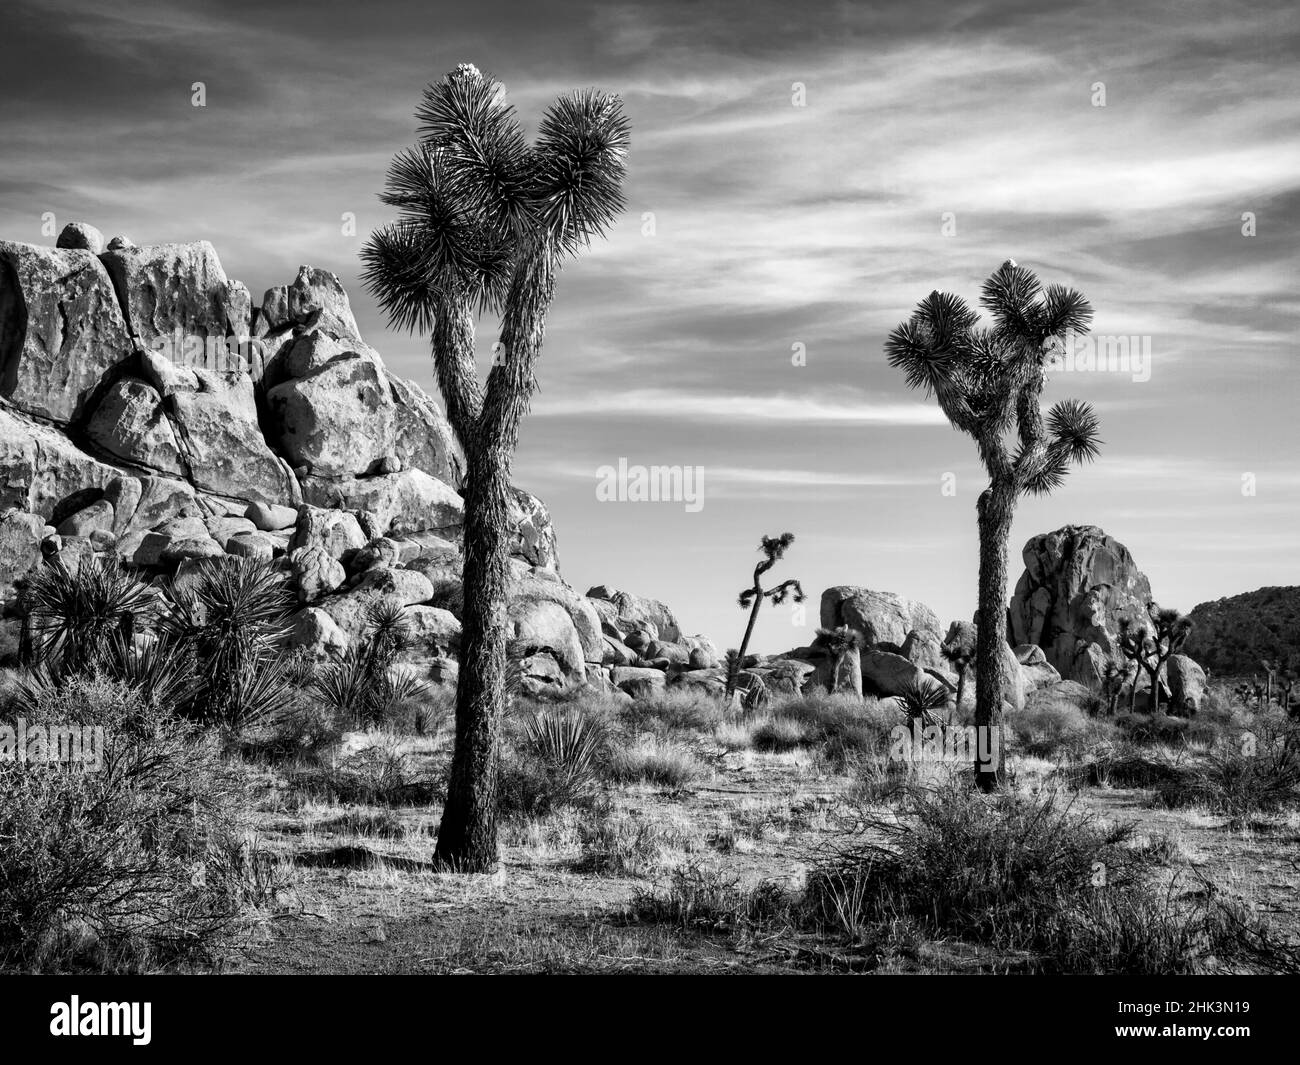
[{"left": 1183, "top": 586, "right": 1300, "bottom": 677}]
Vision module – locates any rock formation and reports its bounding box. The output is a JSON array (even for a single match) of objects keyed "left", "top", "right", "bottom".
[
  {"left": 0, "top": 225, "right": 721, "bottom": 700},
  {"left": 1009, "top": 525, "right": 1154, "bottom": 689}
]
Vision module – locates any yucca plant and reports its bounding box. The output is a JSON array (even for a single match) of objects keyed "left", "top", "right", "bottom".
[
  {"left": 361, "top": 63, "right": 630, "bottom": 871},
  {"left": 21, "top": 556, "right": 154, "bottom": 675},
  {"left": 893, "top": 678, "right": 949, "bottom": 728},
  {"left": 724, "top": 533, "right": 805, "bottom": 701},
  {"left": 885, "top": 261, "right": 1101, "bottom": 790},
  {"left": 312, "top": 601, "right": 429, "bottom": 728},
  {"left": 164, "top": 556, "right": 295, "bottom": 729},
  {"left": 523, "top": 711, "right": 606, "bottom": 807}
]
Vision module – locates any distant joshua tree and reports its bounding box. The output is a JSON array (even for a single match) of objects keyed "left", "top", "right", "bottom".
[
  {"left": 724, "top": 533, "right": 805, "bottom": 702},
  {"left": 1100, "top": 659, "right": 1126, "bottom": 716},
  {"left": 939, "top": 626, "right": 976, "bottom": 715},
  {"left": 361, "top": 64, "right": 629, "bottom": 872},
  {"left": 885, "top": 261, "right": 1100, "bottom": 790},
  {"left": 1117, "top": 602, "right": 1193, "bottom": 715}
]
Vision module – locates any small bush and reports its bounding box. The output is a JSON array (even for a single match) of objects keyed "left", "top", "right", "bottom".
[
  {"left": 608, "top": 736, "right": 705, "bottom": 787},
  {"left": 575, "top": 815, "right": 697, "bottom": 877},
  {"left": 0, "top": 677, "right": 253, "bottom": 971},
  {"left": 1008, "top": 696, "right": 1108, "bottom": 759},
  {"left": 629, "top": 865, "right": 790, "bottom": 931},
  {"left": 620, "top": 690, "right": 725, "bottom": 734}
]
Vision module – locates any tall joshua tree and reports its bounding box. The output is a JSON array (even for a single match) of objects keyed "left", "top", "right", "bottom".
[
  {"left": 885, "top": 261, "right": 1101, "bottom": 790},
  {"left": 361, "top": 64, "right": 629, "bottom": 871},
  {"left": 724, "top": 533, "right": 805, "bottom": 702},
  {"left": 1118, "top": 602, "right": 1193, "bottom": 715}
]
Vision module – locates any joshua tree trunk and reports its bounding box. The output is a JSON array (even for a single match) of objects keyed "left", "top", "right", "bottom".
[
  {"left": 434, "top": 443, "right": 512, "bottom": 870},
  {"left": 1146, "top": 664, "right": 1161, "bottom": 714},
  {"left": 434, "top": 251, "right": 555, "bottom": 872},
  {"left": 727, "top": 593, "right": 764, "bottom": 702},
  {"left": 973, "top": 480, "right": 1014, "bottom": 792}
]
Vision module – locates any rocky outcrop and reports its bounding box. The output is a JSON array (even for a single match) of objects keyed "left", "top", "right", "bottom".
[
  {"left": 0, "top": 224, "right": 563, "bottom": 674},
  {"left": 1009, "top": 525, "right": 1154, "bottom": 689}
]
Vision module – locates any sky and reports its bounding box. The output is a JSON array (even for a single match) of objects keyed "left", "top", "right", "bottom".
[{"left": 1, "top": 0, "right": 1297, "bottom": 652}]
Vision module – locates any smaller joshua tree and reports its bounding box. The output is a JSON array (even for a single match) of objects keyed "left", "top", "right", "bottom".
[
  {"left": 1100, "top": 659, "right": 1127, "bottom": 716},
  {"left": 724, "top": 533, "right": 805, "bottom": 701},
  {"left": 817, "top": 625, "right": 864, "bottom": 697},
  {"left": 1117, "top": 602, "right": 1193, "bottom": 715},
  {"left": 939, "top": 626, "right": 976, "bottom": 715}
]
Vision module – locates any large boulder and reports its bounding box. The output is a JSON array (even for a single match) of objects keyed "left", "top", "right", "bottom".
[
  {"left": 134, "top": 349, "right": 297, "bottom": 505},
  {"left": 298, "top": 469, "right": 462, "bottom": 537},
  {"left": 507, "top": 487, "right": 559, "bottom": 572},
  {"left": 0, "top": 242, "right": 133, "bottom": 424},
  {"left": 99, "top": 240, "right": 249, "bottom": 358},
  {"left": 0, "top": 508, "right": 49, "bottom": 604},
  {"left": 510, "top": 574, "right": 603, "bottom": 664},
  {"left": 1167, "top": 654, "right": 1207, "bottom": 715},
  {"left": 1009, "top": 525, "right": 1153, "bottom": 689},
  {"left": 260, "top": 266, "right": 361, "bottom": 344},
  {"left": 821, "top": 586, "right": 942, "bottom": 651},
  {"left": 508, "top": 597, "right": 586, "bottom": 683},
  {"left": 289, "top": 506, "right": 366, "bottom": 562},
  {"left": 860, "top": 649, "right": 931, "bottom": 698}
]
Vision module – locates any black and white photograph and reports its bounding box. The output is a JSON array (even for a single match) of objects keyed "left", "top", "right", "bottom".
[{"left": 0, "top": 0, "right": 1296, "bottom": 1039}]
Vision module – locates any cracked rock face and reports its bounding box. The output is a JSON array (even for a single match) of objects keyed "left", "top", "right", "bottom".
[
  {"left": 0, "top": 242, "right": 134, "bottom": 425},
  {"left": 1009, "top": 524, "right": 1154, "bottom": 687}
]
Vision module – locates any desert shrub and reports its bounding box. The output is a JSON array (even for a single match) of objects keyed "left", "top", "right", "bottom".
[
  {"left": 0, "top": 677, "right": 256, "bottom": 971},
  {"left": 1008, "top": 695, "right": 1112, "bottom": 759},
  {"left": 802, "top": 779, "right": 1262, "bottom": 973},
  {"left": 1153, "top": 721, "right": 1300, "bottom": 823},
  {"left": 287, "top": 738, "right": 442, "bottom": 807},
  {"left": 1115, "top": 710, "right": 1191, "bottom": 745},
  {"left": 1062, "top": 741, "right": 1189, "bottom": 789},
  {"left": 607, "top": 736, "right": 705, "bottom": 787},
  {"left": 575, "top": 815, "right": 700, "bottom": 877},
  {"left": 620, "top": 689, "right": 725, "bottom": 734},
  {"left": 628, "top": 865, "right": 791, "bottom": 931},
  {"left": 762, "top": 693, "right": 898, "bottom": 768},
  {"left": 751, "top": 714, "right": 812, "bottom": 752}
]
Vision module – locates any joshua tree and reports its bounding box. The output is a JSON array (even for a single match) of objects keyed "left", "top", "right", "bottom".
[
  {"left": 939, "top": 626, "right": 976, "bottom": 716},
  {"left": 817, "top": 624, "right": 864, "bottom": 697},
  {"left": 1117, "top": 602, "right": 1193, "bottom": 716},
  {"left": 1259, "top": 658, "right": 1277, "bottom": 707},
  {"left": 1100, "top": 659, "right": 1126, "bottom": 716},
  {"left": 724, "top": 533, "right": 805, "bottom": 702},
  {"left": 885, "top": 261, "right": 1100, "bottom": 790},
  {"left": 361, "top": 64, "right": 629, "bottom": 871}
]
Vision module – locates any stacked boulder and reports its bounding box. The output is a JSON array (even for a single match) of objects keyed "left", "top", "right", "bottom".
[{"left": 1009, "top": 524, "right": 1207, "bottom": 711}]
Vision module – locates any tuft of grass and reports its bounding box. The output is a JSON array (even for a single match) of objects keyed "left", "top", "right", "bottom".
[
  {"left": 628, "top": 865, "right": 791, "bottom": 932},
  {"left": 607, "top": 736, "right": 706, "bottom": 787}
]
